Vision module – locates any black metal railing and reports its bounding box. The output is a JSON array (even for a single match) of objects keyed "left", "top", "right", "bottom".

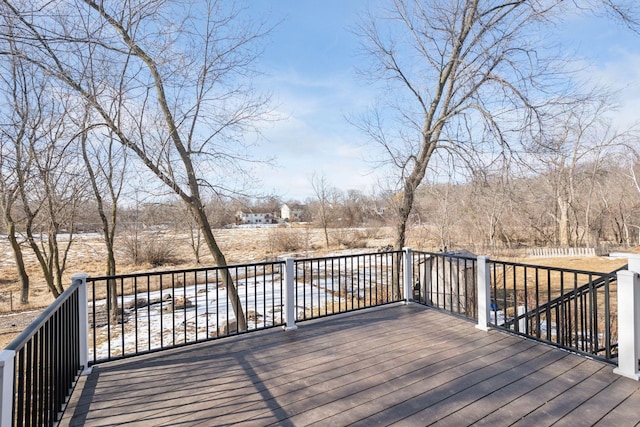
[
  {"left": 4, "top": 277, "right": 84, "bottom": 426},
  {"left": 87, "top": 260, "right": 285, "bottom": 364},
  {"left": 488, "top": 260, "right": 619, "bottom": 363},
  {"left": 411, "top": 251, "right": 478, "bottom": 321},
  {"left": 87, "top": 251, "right": 410, "bottom": 363},
  {"left": 0, "top": 248, "right": 630, "bottom": 427},
  {"left": 293, "top": 251, "right": 405, "bottom": 321},
  {"left": 1, "top": 248, "right": 628, "bottom": 426}
]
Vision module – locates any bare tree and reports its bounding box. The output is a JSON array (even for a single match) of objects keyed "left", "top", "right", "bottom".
[
  {"left": 20, "top": 94, "right": 87, "bottom": 298},
  {"left": 612, "top": 149, "right": 640, "bottom": 246},
  {"left": 0, "top": 33, "right": 34, "bottom": 303},
  {"left": 340, "top": 189, "right": 370, "bottom": 227},
  {"left": 6, "top": 105, "right": 83, "bottom": 298},
  {"left": 0, "top": 27, "right": 87, "bottom": 300},
  {"left": 355, "top": 0, "right": 640, "bottom": 250},
  {"left": 1, "top": 0, "right": 273, "bottom": 330},
  {"left": 535, "top": 98, "right": 631, "bottom": 247},
  {"left": 79, "top": 109, "right": 127, "bottom": 320},
  {"left": 310, "top": 173, "right": 339, "bottom": 248}
]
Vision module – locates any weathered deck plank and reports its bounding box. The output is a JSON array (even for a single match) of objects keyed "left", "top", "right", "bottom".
[{"left": 60, "top": 304, "right": 640, "bottom": 426}]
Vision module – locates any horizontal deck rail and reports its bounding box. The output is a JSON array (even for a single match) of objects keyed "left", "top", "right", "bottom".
[
  {"left": 293, "top": 251, "right": 405, "bottom": 321},
  {"left": 86, "top": 261, "right": 286, "bottom": 364},
  {"left": 488, "top": 260, "right": 618, "bottom": 363},
  {"left": 2, "top": 249, "right": 638, "bottom": 426},
  {"left": 86, "top": 251, "right": 407, "bottom": 364},
  {"left": 1, "top": 276, "right": 87, "bottom": 427}
]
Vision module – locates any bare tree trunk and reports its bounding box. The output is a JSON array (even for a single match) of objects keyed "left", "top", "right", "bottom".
[
  {"left": 80, "top": 122, "right": 121, "bottom": 321},
  {"left": 557, "top": 196, "right": 570, "bottom": 247},
  {"left": 395, "top": 137, "right": 437, "bottom": 250},
  {"left": 6, "top": 221, "right": 29, "bottom": 304},
  {"left": 395, "top": 185, "right": 414, "bottom": 250},
  {"left": 192, "top": 202, "right": 247, "bottom": 330},
  {"left": 24, "top": 230, "right": 59, "bottom": 297},
  {"left": 311, "top": 174, "right": 336, "bottom": 249},
  {"left": 186, "top": 208, "right": 203, "bottom": 264}
]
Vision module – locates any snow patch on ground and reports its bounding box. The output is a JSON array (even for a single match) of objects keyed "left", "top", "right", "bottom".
[{"left": 90, "top": 277, "right": 343, "bottom": 360}]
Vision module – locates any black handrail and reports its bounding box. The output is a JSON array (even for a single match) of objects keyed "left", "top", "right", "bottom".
[
  {"left": 293, "top": 251, "right": 404, "bottom": 321},
  {"left": 505, "top": 264, "right": 626, "bottom": 328},
  {"left": 5, "top": 278, "right": 82, "bottom": 352},
  {"left": 5, "top": 277, "right": 84, "bottom": 426},
  {"left": 87, "top": 252, "right": 408, "bottom": 364},
  {"left": 488, "top": 260, "right": 619, "bottom": 363},
  {"left": 87, "top": 260, "right": 287, "bottom": 364}
]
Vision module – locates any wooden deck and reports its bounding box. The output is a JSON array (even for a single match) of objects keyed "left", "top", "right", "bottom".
[{"left": 60, "top": 304, "right": 640, "bottom": 426}]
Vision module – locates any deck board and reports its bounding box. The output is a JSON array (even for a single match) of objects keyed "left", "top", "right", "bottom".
[{"left": 60, "top": 304, "right": 640, "bottom": 426}]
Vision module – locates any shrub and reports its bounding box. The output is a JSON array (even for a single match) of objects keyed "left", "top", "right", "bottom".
[
  {"left": 121, "top": 232, "right": 175, "bottom": 266},
  {"left": 269, "top": 228, "right": 307, "bottom": 253},
  {"left": 332, "top": 229, "right": 368, "bottom": 249}
]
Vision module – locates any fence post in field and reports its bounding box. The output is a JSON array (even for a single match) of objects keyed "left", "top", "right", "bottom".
[
  {"left": 403, "top": 247, "right": 413, "bottom": 304},
  {"left": 614, "top": 266, "right": 640, "bottom": 380},
  {"left": 283, "top": 258, "right": 297, "bottom": 331},
  {"left": 0, "top": 350, "right": 15, "bottom": 427},
  {"left": 73, "top": 273, "right": 92, "bottom": 374},
  {"left": 476, "top": 256, "right": 491, "bottom": 332}
]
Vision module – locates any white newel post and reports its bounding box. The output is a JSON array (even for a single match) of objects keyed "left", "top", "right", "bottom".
[
  {"left": 73, "top": 273, "right": 92, "bottom": 375},
  {"left": 0, "top": 350, "right": 15, "bottom": 427},
  {"left": 517, "top": 306, "right": 526, "bottom": 334},
  {"left": 403, "top": 247, "right": 413, "bottom": 304},
  {"left": 283, "top": 258, "right": 298, "bottom": 331},
  {"left": 476, "top": 256, "right": 491, "bottom": 332},
  {"left": 628, "top": 254, "right": 640, "bottom": 277},
  {"left": 614, "top": 268, "right": 640, "bottom": 380}
]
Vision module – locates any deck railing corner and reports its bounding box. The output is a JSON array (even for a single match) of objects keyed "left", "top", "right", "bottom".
[
  {"left": 0, "top": 349, "right": 16, "bottom": 427},
  {"left": 614, "top": 268, "right": 640, "bottom": 381},
  {"left": 403, "top": 247, "right": 413, "bottom": 304},
  {"left": 283, "top": 257, "right": 298, "bottom": 331},
  {"left": 476, "top": 255, "right": 491, "bottom": 332},
  {"left": 72, "top": 273, "right": 92, "bottom": 375}
]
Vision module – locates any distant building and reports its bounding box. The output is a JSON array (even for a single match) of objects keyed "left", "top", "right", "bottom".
[
  {"left": 235, "top": 210, "right": 276, "bottom": 225},
  {"left": 280, "top": 203, "right": 306, "bottom": 222}
]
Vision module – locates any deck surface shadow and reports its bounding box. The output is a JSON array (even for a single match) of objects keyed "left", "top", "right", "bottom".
[{"left": 60, "top": 304, "right": 640, "bottom": 426}]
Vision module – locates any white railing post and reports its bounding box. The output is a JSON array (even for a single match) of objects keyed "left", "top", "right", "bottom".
[
  {"left": 517, "top": 306, "right": 526, "bottom": 334},
  {"left": 423, "top": 256, "right": 433, "bottom": 305},
  {"left": 73, "top": 273, "right": 92, "bottom": 375},
  {"left": 476, "top": 255, "right": 491, "bottom": 332},
  {"left": 628, "top": 254, "right": 640, "bottom": 276},
  {"left": 283, "top": 258, "right": 297, "bottom": 331},
  {"left": 0, "top": 350, "right": 15, "bottom": 427},
  {"left": 403, "top": 247, "right": 413, "bottom": 304},
  {"left": 614, "top": 268, "right": 640, "bottom": 380}
]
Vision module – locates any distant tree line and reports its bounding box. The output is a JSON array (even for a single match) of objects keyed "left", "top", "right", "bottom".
[{"left": 410, "top": 155, "right": 640, "bottom": 251}]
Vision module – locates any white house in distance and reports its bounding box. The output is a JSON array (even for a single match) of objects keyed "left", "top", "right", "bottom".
[
  {"left": 281, "top": 203, "right": 305, "bottom": 222},
  {"left": 235, "top": 210, "right": 276, "bottom": 225}
]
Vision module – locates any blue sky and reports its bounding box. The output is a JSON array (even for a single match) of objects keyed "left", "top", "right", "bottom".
[{"left": 245, "top": 1, "right": 640, "bottom": 202}]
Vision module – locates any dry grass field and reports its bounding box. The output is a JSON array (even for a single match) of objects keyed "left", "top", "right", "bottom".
[{"left": 0, "top": 225, "right": 634, "bottom": 348}]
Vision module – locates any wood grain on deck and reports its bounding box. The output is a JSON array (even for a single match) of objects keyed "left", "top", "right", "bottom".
[{"left": 61, "top": 304, "right": 640, "bottom": 426}]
